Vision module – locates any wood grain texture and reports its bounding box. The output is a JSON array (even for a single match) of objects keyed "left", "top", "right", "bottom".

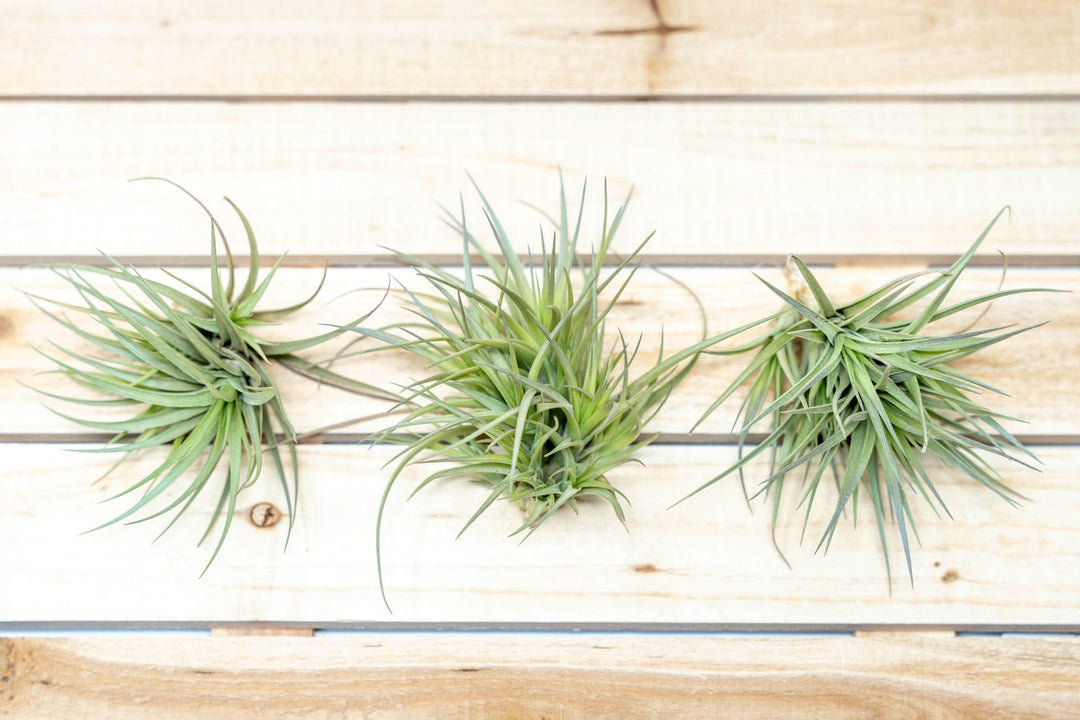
[
  {"left": 2, "top": 102, "right": 1080, "bottom": 258},
  {"left": 4, "top": 634, "right": 1080, "bottom": 719},
  {"left": 3, "top": 0, "right": 1078, "bottom": 709},
  {"left": 3, "top": 1, "right": 1080, "bottom": 96},
  {"left": 3, "top": 265, "right": 1075, "bottom": 437},
  {"left": 0, "top": 442, "right": 1077, "bottom": 625}
]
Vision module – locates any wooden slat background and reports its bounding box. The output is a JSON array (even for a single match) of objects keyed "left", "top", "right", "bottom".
[{"left": 1, "top": 1, "right": 1078, "bottom": 717}]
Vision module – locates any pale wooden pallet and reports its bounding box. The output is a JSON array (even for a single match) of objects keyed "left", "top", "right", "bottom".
[{"left": 1, "top": 2, "right": 1079, "bottom": 718}]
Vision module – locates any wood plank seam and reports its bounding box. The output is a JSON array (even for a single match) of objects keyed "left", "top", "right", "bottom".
[
  {"left": 8, "top": 94, "right": 1080, "bottom": 102},
  {"left": 5, "top": 433, "right": 1077, "bottom": 446},
  {"left": 4, "top": 254, "right": 1079, "bottom": 268},
  {"left": 4, "top": 623, "right": 1080, "bottom": 633}
]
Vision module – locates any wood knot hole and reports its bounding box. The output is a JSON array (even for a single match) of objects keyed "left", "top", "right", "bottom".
[
  {"left": 248, "top": 502, "right": 283, "bottom": 529},
  {"left": 633, "top": 563, "right": 658, "bottom": 574},
  {"left": 0, "top": 314, "right": 12, "bottom": 339},
  {"left": 941, "top": 569, "right": 960, "bottom": 583}
]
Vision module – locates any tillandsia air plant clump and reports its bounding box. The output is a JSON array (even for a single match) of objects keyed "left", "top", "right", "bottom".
[
  {"left": 682, "top": 207, "right": 1058, "bottom": 584},
  {"left": 30, "top": 180, "right": 388, "bottom": 570},
  {"left": 347, "top": 178, "right": 756, "bottom": 606}
]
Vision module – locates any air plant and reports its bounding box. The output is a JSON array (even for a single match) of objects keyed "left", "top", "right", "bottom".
[
  {"left": 680, "top": 207, "right": 1058, "bottom": 584},
  {"left": 30, "top": 181, "right": 389, "bottom": 570},
  {"left": 346, "top": 178, "right": 764, "bottom": 606}
]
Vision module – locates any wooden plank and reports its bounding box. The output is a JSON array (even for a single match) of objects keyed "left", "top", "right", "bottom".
[
  {"left": 3, "top": 1, "right": 1080, "bottom": 96},
  {"left": 2, "top": 102, "right": 1080, "bottom": 258},
  {"left": 4, "top": 634, "right": 1080, "bottom": 720},
  {"left": 0, "top": 442, "right": 1077, "bottom": 625},
  {"left": 3, "top": 265, "right": 1077, "bottom": 437}
]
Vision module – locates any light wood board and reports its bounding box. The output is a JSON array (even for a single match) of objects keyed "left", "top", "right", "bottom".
[
  {"left": 2, "top": 103, "right": 1080, "bottom": 258},
  {"left": 3, "top": 265, "right": 1075, "bottom": 437},
  {"left": 4, "top": 634, "right": 1080, "bottom": 719},
  {"left": 3, "top": 1, "right": 1080, "bottom": 96},
  {"left": 0, "top": 442, "right": 1077, "bottom": 625}
]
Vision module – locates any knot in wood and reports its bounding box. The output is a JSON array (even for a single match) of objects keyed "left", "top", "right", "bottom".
[{"left": 248, "top": 502, "right": 283, "bottom": 529}]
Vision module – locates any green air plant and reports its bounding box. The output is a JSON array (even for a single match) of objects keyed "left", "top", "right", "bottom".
[
  {"left": 30, "top": 181, "right": 389, "bottom": 570},
  {"left": 345, "top": 178, "right": 762, "bottom": 607},
  {"left": 681, "top": 207, "right": 1058, "bottom": 584}
]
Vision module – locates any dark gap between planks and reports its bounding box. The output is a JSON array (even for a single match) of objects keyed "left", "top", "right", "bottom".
[
  {"left": 2, "top": 620, "right": 1080, "bottom": 634},
  {"left": 5, "top": 93, "right": 1080, "bottom": 103},
  {"left": 3, "top": 254, "right": 1079, "bottom": 268},
  {"left": 2, "top": 433, "right": 1077, "bottom": 446}
]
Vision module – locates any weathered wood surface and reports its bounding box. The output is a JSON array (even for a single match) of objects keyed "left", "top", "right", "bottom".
[
  {"left": 2, "top": 103, "right": 1080, "bottom": 259},
  {"left": 0, "top": 442, "right": 1076, "bottom": 625},
  {"left": 4, "top": 1, "right": 1080, "bottom": 96},
  {"left": 4, "top": 633, "right": 1080, "bottom": 719},
  {"left": 3, "top": 265, "right": 1075, "bottom": 438}
]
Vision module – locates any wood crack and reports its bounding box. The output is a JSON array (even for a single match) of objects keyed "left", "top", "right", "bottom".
[{"left": 593, "top": 0, "right": 698, "bottom": 39}]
